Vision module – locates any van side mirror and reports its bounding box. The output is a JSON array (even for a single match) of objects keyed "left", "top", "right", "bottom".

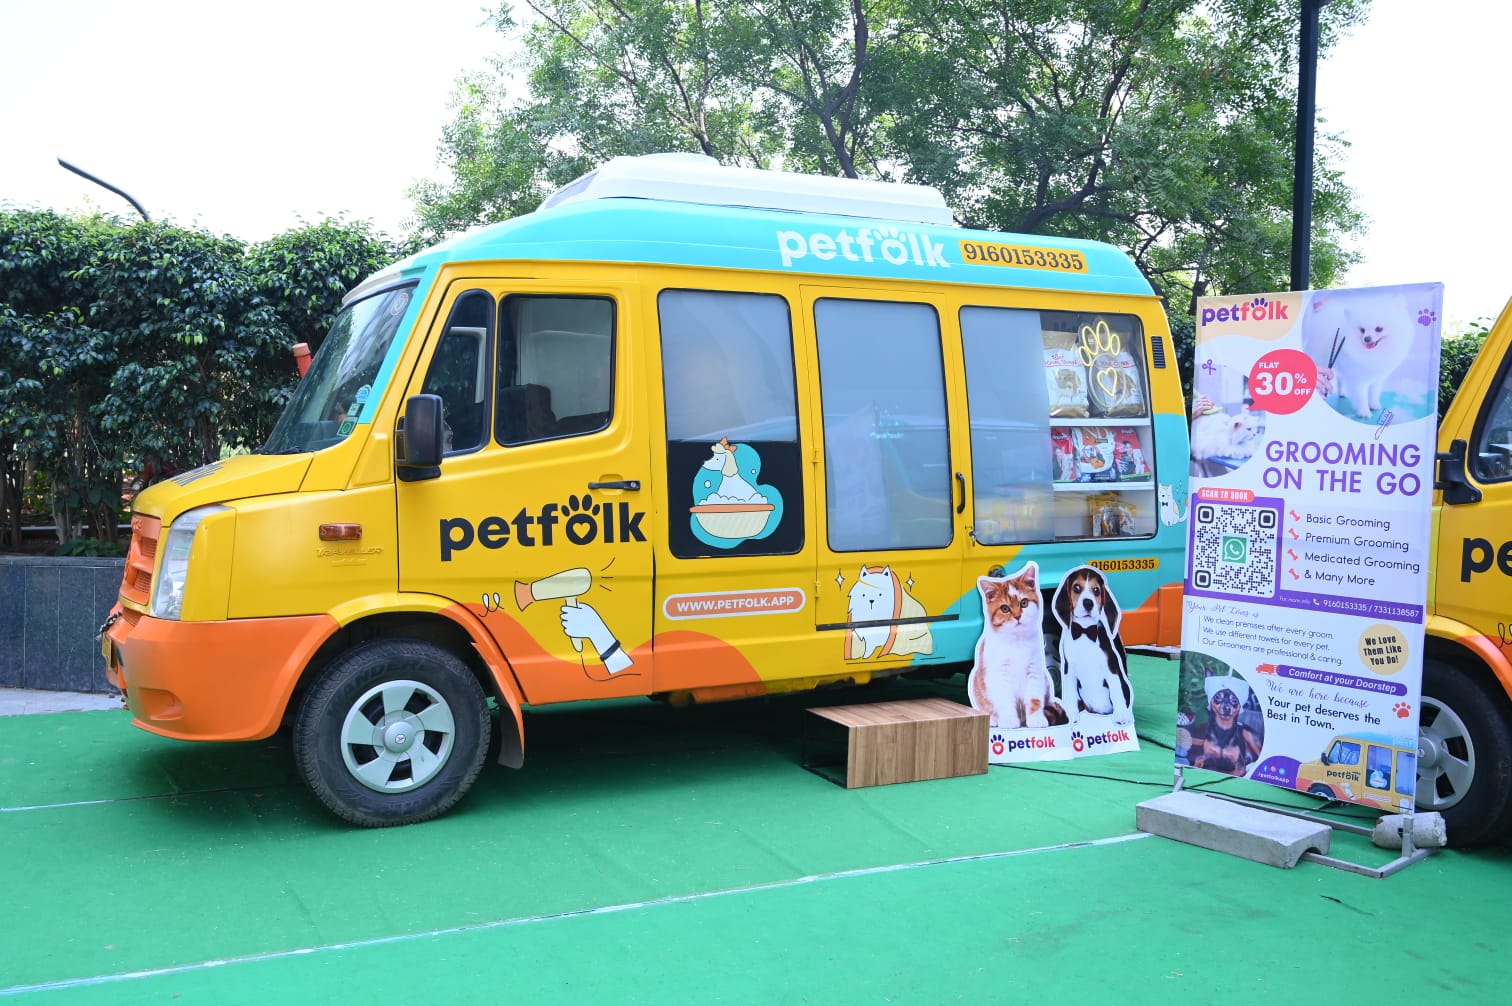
[
  {"left": 1435, "top": 438, "right": 1482, "bottom": 505},
  {"left": 397, "top": 394, "right": 444, "bottom": 482}
]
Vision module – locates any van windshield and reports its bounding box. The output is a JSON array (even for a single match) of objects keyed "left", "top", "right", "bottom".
[{"left": 261, "top": 284, "right": 416, "bottom": 455}]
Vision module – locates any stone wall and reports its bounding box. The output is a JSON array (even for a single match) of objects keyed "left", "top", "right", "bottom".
[{"left": 0, "top": 556, "right": 125, "bottom": 693}]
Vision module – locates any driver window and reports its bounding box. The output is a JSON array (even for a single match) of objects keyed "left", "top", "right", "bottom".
[
  {"left": 495, "top": 295, "right": 615, "bottom": 445},
  {"left": 422, "top": 291, "right": 493, "bottom": 455},
  {"left": 1472, "top": 359, "right": 1512, "bottom": 482}
]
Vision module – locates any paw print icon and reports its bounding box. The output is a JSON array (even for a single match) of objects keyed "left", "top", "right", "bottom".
[{"left": 1393, "top": 701, "right": 1413, "bottom": 719}]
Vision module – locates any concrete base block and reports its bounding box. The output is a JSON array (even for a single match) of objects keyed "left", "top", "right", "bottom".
[{"left": 1136, "top": 791, "right": 1332, "bottom": 868}]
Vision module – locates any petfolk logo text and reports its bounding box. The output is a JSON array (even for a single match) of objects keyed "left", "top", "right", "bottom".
[
  {"left": 1071, "top": 728, "right": 1132, "bottom": 753},
  {"left": 1198, "top": 296, "right": 1289, "bottom": 326},
  {"left": 989, "top": 730, "right": 1056, "bottom": 755},
  {"left": 440, "top": 496, "right": 646, "bottom": 561},
  {"left": 777, "top": 225, "right": 950, "bottom": 270}
]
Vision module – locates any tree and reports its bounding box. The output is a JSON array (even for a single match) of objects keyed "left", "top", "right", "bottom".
[
  {"left": 85, "top": 222, "right": 291, "bottom": 475},
  {"left": 414, "top": 0, "right": 1369, "bottom": 313},
  {"left": 248, "top": 218, "right": 399, "bottom": 353},
  {"left": 408, "top": 0, "right": 870, "bottom": 242},
  {"left": 0, "top": 210, "right": 125, "bottom": 545},
  {"left": 1439, "top": 320, "right": 1491, "bottom": 420},
  {"left": 878, "top": 0, "right": 1368, "bottom": 309},
  {"left": 0, "top": 209, "right": 403, "bottom": 552}
]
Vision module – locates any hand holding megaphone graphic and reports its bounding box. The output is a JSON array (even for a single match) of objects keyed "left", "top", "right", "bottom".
[{"left": 515, "top": 567, "right": 592, "bottom": 650}]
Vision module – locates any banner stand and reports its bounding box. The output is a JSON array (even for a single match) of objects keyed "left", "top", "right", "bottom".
[
  {"left": 1169, "top": 765, "right": 1438, "bottom": 878},
  {"left": 1172, "top": 283, "right": 1447, "bottom": 880}
]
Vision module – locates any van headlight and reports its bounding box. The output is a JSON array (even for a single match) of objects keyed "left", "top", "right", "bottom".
[{"left": 150, "top": 505, "right": 229, "bottom": 620}]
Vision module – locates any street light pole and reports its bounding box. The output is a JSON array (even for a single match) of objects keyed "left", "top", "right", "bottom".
[
  {"left": 56, "top": 157, "right": 150, "bottom": 222},
  {"left": 1290, "top": 0, "right": 1330, "bottom": 292}
]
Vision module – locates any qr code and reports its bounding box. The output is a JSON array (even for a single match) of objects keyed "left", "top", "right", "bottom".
[{"left": 1191, "top": 501, "right": 1279, "bottom": 597}]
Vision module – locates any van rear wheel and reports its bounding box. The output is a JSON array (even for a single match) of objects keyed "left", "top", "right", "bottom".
[
  {"left": 294, "top": 639, "right": 491, "bottom": 827},
  {"left": 1417, "top": 657, "right": 1512, "bottom": 847}
]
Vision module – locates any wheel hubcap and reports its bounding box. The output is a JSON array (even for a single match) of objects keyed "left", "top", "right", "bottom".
[
  {"left": 1416, "top": 697, "right": 1474, "bottom": 812},
  {"left": 340, "top": 679, "right": 457, "bottom": 793},
  {"left": 382, "top": 720, "right": 416, "bottom": 754}
]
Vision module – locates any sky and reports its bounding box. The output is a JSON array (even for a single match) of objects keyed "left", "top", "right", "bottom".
[{"left": 1, "top": 1, "right": 1505, "bottom": 328}]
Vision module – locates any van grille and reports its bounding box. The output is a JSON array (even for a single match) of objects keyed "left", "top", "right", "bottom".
[{"left": 120, "top": 514, "right": 161, "bottom": 607}]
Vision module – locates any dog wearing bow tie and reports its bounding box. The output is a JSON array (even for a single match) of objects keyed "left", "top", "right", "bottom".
[{"left": 1052, "top": 566, "right": 1133, "bottom": 724}]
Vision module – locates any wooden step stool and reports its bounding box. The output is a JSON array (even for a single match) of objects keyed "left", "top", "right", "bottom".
[{"left": 803, "top": 697, "right": 989, "bottom": 788}]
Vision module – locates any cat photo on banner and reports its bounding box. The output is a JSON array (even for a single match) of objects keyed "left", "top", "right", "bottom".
[
  {"left": 1189, "top": 347, "right": 1267, "bottom": 478},
  {"left": 968, "top": 561, "right": 1139, "bottom": 763}
]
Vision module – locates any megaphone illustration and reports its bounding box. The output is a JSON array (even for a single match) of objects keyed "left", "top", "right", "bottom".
[{"left": 515, "top": 567, "right": 593, "bottom": 651}]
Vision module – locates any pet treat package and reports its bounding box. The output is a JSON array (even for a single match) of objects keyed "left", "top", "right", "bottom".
[
  {"left": 1043, "top": 333, "right": 1090, "bottom": 417},
  {"left": 1088, "top": 491, "right": 1137, "bottom": 537},
  {"left": 1072, "top": 426, "right": 1118, "bottom": 483},
  {"left": 1111, "top": 426, "right": 1150, "bottom": 480},
  {"left": 1073, "top": 317, "right": 1146, "bottom": 418},
  {"left": 1086, "top": 349, "right": 1146, "bottom": 417},
  {"left": 1050, "top": 427, "right": 1080, "bottom": 483}
]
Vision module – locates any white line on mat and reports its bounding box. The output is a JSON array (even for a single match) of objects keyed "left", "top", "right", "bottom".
[{"left": 0, "top": 832, "right": 1151, "bottom": 997}]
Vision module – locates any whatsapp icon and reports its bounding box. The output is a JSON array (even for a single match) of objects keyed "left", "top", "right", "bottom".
[{"left": 1221, "top": 536, "right": 1248, "bottom": 564}]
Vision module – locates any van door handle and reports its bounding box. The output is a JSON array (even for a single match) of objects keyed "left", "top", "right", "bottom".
[
  {"left": 589, "top": 480, "right": 641, "bottom": 491},
  {"left": 955, "top": 472, "right": 966, "bottom": 514}
]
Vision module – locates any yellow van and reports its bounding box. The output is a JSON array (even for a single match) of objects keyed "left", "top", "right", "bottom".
[
  {"left": 1295, "top": 733, "right": 1417, "bottom": 813},
  {"left": 101, "top": 154, "right": 1188, "bottom": 825},
  {"left": 1422, "top": 307, "right": 1512, "bottom": 844}
]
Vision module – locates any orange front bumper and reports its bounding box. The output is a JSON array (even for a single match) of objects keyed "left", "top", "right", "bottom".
[{"left": 104, "top": 607, "right": 338, "bottom": 742}]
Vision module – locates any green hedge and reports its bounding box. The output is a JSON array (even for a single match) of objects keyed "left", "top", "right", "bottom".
[{"left": 0, "top": 210, "right": 400, "bottom": 552}]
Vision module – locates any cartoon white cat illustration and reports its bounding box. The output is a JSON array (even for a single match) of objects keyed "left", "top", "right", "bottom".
[
  {"left": 1159, "top": 484, "right": 1187, "bottom": 525},
  {"left": 846, "top": 566, "right": 934, "bottom": 659}
]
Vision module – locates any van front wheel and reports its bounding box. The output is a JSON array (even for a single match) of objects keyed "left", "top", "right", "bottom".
[
  {"left": 1417, "top": 657, "right": 1512, "bottom": 847},
  {"left": 294, "top": 639, "right": 491, "bottom": 827}
]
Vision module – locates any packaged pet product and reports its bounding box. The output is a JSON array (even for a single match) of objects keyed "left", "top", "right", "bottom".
[
  {"left": 1050, "top": 427, "right": 1080, "bottom": 482},
  {"left": 1074, "top": 426, "right": 1118, "bottom": 483},
  {"left": 1043, "top": 331, "right": 1090, "bottom": 417},
  {"left": 1089, "top": 491, "right": 1137, "bottom": 538},
  {"left": 1111, "top": 426, "right": 1150, "bottom": 480},
  {"left": 1078, "top": 318, "right": 1147, "bottom": 418}
]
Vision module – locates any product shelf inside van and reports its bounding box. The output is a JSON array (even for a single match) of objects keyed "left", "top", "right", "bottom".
[
  {"left": 1053, "top": 481, "right": 1153, "bottom": 492},
  {"left": 1052, "top": 417, "right": 1151, "bottom": 428}
]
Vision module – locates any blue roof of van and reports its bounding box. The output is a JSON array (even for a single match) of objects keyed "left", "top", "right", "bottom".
[{"left": 362, "top": 197, "right": 1154, "bottom": 301}]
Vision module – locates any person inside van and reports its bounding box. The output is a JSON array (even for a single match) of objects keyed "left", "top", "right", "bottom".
[{"left": 1186, "top": 675, "right": 1263, "bottom": 776}]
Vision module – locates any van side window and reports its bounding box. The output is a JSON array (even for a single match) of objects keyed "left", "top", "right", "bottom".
[
  {"left": 1395, "top": 750, "right": 1416, "bottom": 796},
  {"left": 495, "top": 296, "right": 615, "bottom": 445},
  {"left": 659, "top": 289, "right": 802, "bottom": 558},
  {"left": 964, "top": 307, "right": 1153, "bottom": 543},
  {"left": 1366, "top": 744, "right": 1393, "bottom": 790},
  {"left": 422, "top": 290, "right": 493, "bottom": 454},
  {"left": 1330, "top": 740, "right": 1361, "bottom": 766},
  {"left": 1471, "top": 358, "right": 1512, "bottom": 482},
  {"left": 815, "top": 299, "right": 951, "bottom": 551},
  {"left": 961, "top": 306, "right": 1055, "bottom": 543}
]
